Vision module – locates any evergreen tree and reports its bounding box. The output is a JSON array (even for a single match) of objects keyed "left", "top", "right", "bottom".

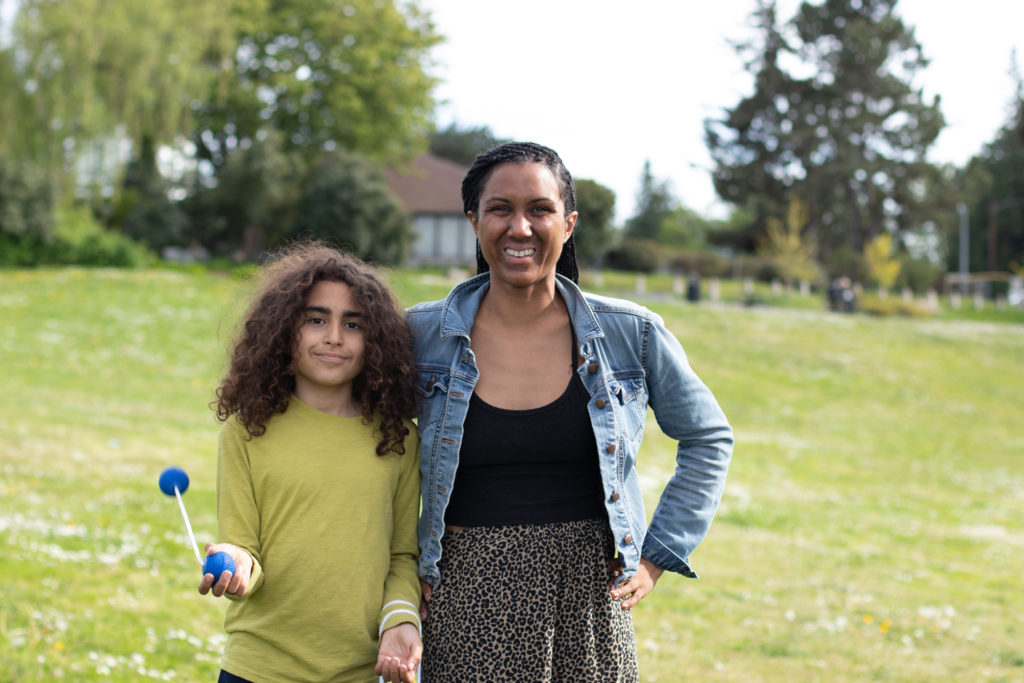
[
  {"left": 959, "top": 53, "right": 1024, "bottom": 273},
  {"left": 706, "top": 0, "right": 945, "bottom": 271},
  {"left": 625, "top": 160, "right": 674, "bottom": 240}
]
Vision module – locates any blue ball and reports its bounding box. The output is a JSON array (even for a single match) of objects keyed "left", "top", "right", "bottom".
[
  {"left": 203, "top": 551, "right": 236, "bottom": 579},
  {"left": 159, "top": 467, "right": 190, "bottom": 496}
]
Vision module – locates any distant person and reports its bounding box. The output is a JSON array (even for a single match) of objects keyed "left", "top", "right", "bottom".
[
  {"left": 406, "top": 142, "right": 734, "bottom": 680},
  {"left": 200, "top": 244, "right": 422, "bottom": 683},
  {"left": 828, "top": 276, "right": 856, "bottom": 313}
]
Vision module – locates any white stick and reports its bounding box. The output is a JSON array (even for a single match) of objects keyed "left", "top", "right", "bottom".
[{"left": 174, "top": 486, "right": 204, "bottom": 566}]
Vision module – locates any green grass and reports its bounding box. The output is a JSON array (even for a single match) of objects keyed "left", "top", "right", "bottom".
[{"left": 2, "top": 267, "right": 1023, "bottom": 681}]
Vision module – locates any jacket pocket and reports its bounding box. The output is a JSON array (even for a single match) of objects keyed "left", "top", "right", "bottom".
[
  {"left": 416, "top": 369, "right": 451, "bottom": 430},
  {"left": 611, "top": 376, "right": 649, "bottom": 445}
]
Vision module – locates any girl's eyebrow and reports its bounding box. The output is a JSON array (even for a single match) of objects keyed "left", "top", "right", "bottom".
[{"left": 304, "top": 305, "right": 363, "bottom": 318}]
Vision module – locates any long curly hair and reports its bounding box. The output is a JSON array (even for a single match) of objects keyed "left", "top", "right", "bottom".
[{"left": 215, "top": 242, "right": 418, "bottom": 455}]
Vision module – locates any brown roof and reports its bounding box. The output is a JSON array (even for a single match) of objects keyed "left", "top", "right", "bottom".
[{"left": 385, "top": 154, "right": 468, "bottom": 214}]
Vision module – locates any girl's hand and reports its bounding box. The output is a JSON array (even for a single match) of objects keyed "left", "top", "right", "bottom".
[
  {"left": 376, "top": 622, "right": 422, "bottom": 683},
  {"left": 610, "top": 556, "right": 664, "bottom": 610},
  {"left": 419, "top": 579, "right": 432, "bottom": 621},
  {"left": 197, "top": 543, "right": 253, "bottom": 597}
]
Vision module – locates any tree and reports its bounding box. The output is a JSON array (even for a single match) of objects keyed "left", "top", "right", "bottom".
[
  {"left": 4, "top": 0, "right": 234, "bottom": 187},
  {"left": 706, "top": 0, "right": 946, "bottom": 269},
  {"left": 291, "top": 151, "right": 411, "bottom": 265},
  {"left": 196, "top": 131, "right": 306, "bottom": 258},
  {"left": 625, "top": 160, "right": 674, "bottom": 240},
  {"left": 0, "top": 157, "right": 55, "bottom": 242},
  {"left": 573, "top": 178, "right": 616, "bottom": 265},
  {"left": 863, "top": 233, "right": 901, "bottom": 291},
  {"left": 192, "top": 0, "right": 441, "bottom": 171},
  {"left": 757, "top": 197, "right": 821, "bottom": 287},
  {"left": 956, "top": 52, "right": 1024, "bottom": 273},
  {"left": 430, "top": 123, "right": 508, "bottom": 167}
]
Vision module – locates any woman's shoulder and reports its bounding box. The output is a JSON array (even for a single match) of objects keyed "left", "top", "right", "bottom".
[{"left": 580, "top": 290, "right": 656, "bottom": 323}]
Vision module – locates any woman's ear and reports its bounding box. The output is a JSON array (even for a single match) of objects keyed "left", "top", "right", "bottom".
[
  {"left": 467, "top": 211, "right": 479, "bottom": 237},
  {"left": 564, "top": 211, "right": 578, "bottom": 242}
]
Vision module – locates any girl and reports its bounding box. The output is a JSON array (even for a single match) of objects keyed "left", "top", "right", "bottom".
[{"left": 200, "top": 243, "right": 422, "bottom": 683}]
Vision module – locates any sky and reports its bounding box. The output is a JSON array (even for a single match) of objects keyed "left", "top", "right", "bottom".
[{"left": 421, "top": 0, "right": 1024, "bottom": 222}]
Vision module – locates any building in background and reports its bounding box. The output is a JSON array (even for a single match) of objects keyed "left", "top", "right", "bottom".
[{"left": 386, "top": 154, "right": 475, "bottom": 266}]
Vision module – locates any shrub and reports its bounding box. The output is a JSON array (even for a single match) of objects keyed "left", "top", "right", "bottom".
[
  {"left": 603, "top": 239, "right": 661, "bottom": 273},
  {"left": 0, "top": 157, "right": 55, "bottom": 242},
  {"left": 857, "top": 293, "right": 930, "bottom": 318},
  {"left": 668, "top": 249, "right": 730, "bottom": 277},
  {"left": 0, "top": 207, "right": 154, "bottom": 267},
  {"left": 291, "top": 151, "right": 410, "bottom": 266}
]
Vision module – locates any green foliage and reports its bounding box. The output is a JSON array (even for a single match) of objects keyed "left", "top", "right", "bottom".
[
  {"left": 863, "top": 233, "right": 902, "bottom": 289},
  {"left": 625, "top": 160, "right": 674, "bottom": 240},
  {"left": 291, "top": 151, "right": 411, "bottom": 265},
  {"left": 573, "top": 178, "right": 617, "bottom": 265},
  {"left": 659, "top": 205, "right": 709, "bottom": 250},
  {"left": 706, "top": 0, "right": 946, "bottom": 264},
  {"left": 193, "top": 0, "right": 441, "bottom": 168},
  {"left": 108, "top": 151, "right": 190, "bottom": 251},
  {"left": 896, "top": 253, "right": 943, "bottom": 294},
  {"left": 604, "top": 238, "right": 661, "bottom": 273},
  {"left": 6, "top": 0, "right": 234, "bottom": 181},
  {"left": 958, "top": 57, "right": 1024, "bottom": 272},
  {"left": 195, "top": 132, "right": 306, "bottom": 258},
  {"left": 0, "top": 208, "right": 154, "bottom": 267},
  {"left": 668, "top": 250, "right": 731, "bottom": 278},
  {"left": 429, "top": 122, "right": 508, "bottom": 167},
  {"left": 0, "top": 157, "right": 56, "bottom": 241},
  {"left": 856, "top": 292, "right": 929, "bottom": 317},
  {"left": 757, "top": 197, "right": 822, "bottom": 286}
]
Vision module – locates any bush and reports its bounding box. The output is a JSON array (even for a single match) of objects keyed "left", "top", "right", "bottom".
[
  {"left": 668, "top": 249, "right": 730, "bottom": 277},
  {"left": 896, "top": 255, "right": 943, "bottom": 295},
  {"left": 604, "top": 239, "right": 661, "bottom": 273},
  {"left": 0, "top": 207, "right": 154, "bottom": 267},
  {"left": 0, "top": 157, "right": 55, "bottom": 241},
  {"left": 857, "top": 293, "right": 930, "bottom": 318},
  {"left": 291, "top": 151, "right": 411, "bottom": 266}
]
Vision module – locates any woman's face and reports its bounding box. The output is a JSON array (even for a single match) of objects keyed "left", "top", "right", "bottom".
[{"left": 468, "top": 162, "right": 577, "bottom": 291}]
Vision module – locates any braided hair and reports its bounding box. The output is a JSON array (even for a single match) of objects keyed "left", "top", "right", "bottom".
[{"left": 462, "top": 142, "right": 579, "bottom": 284}]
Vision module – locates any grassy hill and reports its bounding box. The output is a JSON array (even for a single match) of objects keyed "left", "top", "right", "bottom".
[{"left": 2, "top": 267, "right": 1022, "bottom": 681}]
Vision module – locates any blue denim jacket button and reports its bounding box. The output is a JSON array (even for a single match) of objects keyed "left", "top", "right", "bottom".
[{"left": 587, "top": 362, "right": 598, "bottom": 374}]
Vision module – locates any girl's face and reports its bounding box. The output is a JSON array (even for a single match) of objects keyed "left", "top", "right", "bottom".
[
  {"left": 292, "top": 280, "right": 366, "bottom": 411},
  {"left": 468, "top": 162, "right": 577, "bottom": 292}
]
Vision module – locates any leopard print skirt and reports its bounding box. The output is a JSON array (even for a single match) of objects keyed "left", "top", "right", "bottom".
[{"left": 422, "top": 518, "right": 639, "bottom": 682}]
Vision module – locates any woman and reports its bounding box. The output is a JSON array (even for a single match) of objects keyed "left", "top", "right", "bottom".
[{"left": 406, "top": 142, "right": 733, "bottom": 680}]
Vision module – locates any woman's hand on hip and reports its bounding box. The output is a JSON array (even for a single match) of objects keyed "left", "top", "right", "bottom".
[{"left": 610, "top": 556, "right": 664, "bottom": 610}]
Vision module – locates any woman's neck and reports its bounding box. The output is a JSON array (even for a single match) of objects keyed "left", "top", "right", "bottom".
[{"left": 480, "top": 275, "right": 562, "bottom": 328}]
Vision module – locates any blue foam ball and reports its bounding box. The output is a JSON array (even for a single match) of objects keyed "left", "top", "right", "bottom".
[
  {"left": 159, "top": 467, "right": 190, "bottom": 496},
  {"left": 203, "top": 551, "right": 236, "bottom": 578}
]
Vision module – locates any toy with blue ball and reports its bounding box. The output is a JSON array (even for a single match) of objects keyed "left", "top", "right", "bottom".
[{"left": 159, "top": 466, "right": 235, "bottom": 580}]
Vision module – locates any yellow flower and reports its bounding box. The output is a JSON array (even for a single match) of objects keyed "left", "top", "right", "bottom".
[
  {"left": 54, "top": 641, "right": 64, "bottom": 651},
  {"left": 880, "top": 619, "right": 892, "bottom": 634},
  {"left": 862, "top": 614, "right": 874, "bottom": 624}
]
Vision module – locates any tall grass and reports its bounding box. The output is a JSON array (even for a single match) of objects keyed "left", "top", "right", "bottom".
[{"left": 1, "top": 268, "right": 1022, "bottom": 681}]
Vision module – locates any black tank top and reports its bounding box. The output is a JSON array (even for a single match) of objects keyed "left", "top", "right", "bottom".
[{"left": 444, "top": 346, "right": 606, "bottom": 526}]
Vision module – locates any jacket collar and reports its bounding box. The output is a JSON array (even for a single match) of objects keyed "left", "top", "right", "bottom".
[{"left": 439, "top": 273, "right": 604, "bottom": 344}]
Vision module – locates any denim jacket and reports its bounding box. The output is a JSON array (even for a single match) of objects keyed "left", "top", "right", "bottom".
[{"left": 406, "top": 274, "right": 733, "bottom": 589}]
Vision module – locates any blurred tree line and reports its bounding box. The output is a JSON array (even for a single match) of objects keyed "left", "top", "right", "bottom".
[
  {"left": 0, "top": 0, "right": 439, "bottom": 265},
  {"left": 696, "top": 0, "right": 1024, "bottom": 293}
]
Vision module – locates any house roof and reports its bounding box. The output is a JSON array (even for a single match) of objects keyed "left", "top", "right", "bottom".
[{"left": 385, "top": 154, "right": 468, "bottom": 215}]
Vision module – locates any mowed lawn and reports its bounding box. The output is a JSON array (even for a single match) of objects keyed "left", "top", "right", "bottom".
[{"left": 1, "top": 267, "right": 1022, "bottom": 682}]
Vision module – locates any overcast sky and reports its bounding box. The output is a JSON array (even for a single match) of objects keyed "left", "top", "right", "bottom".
[{"left": 422, "top": 0, "right": 1024, "bottom": 222}]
